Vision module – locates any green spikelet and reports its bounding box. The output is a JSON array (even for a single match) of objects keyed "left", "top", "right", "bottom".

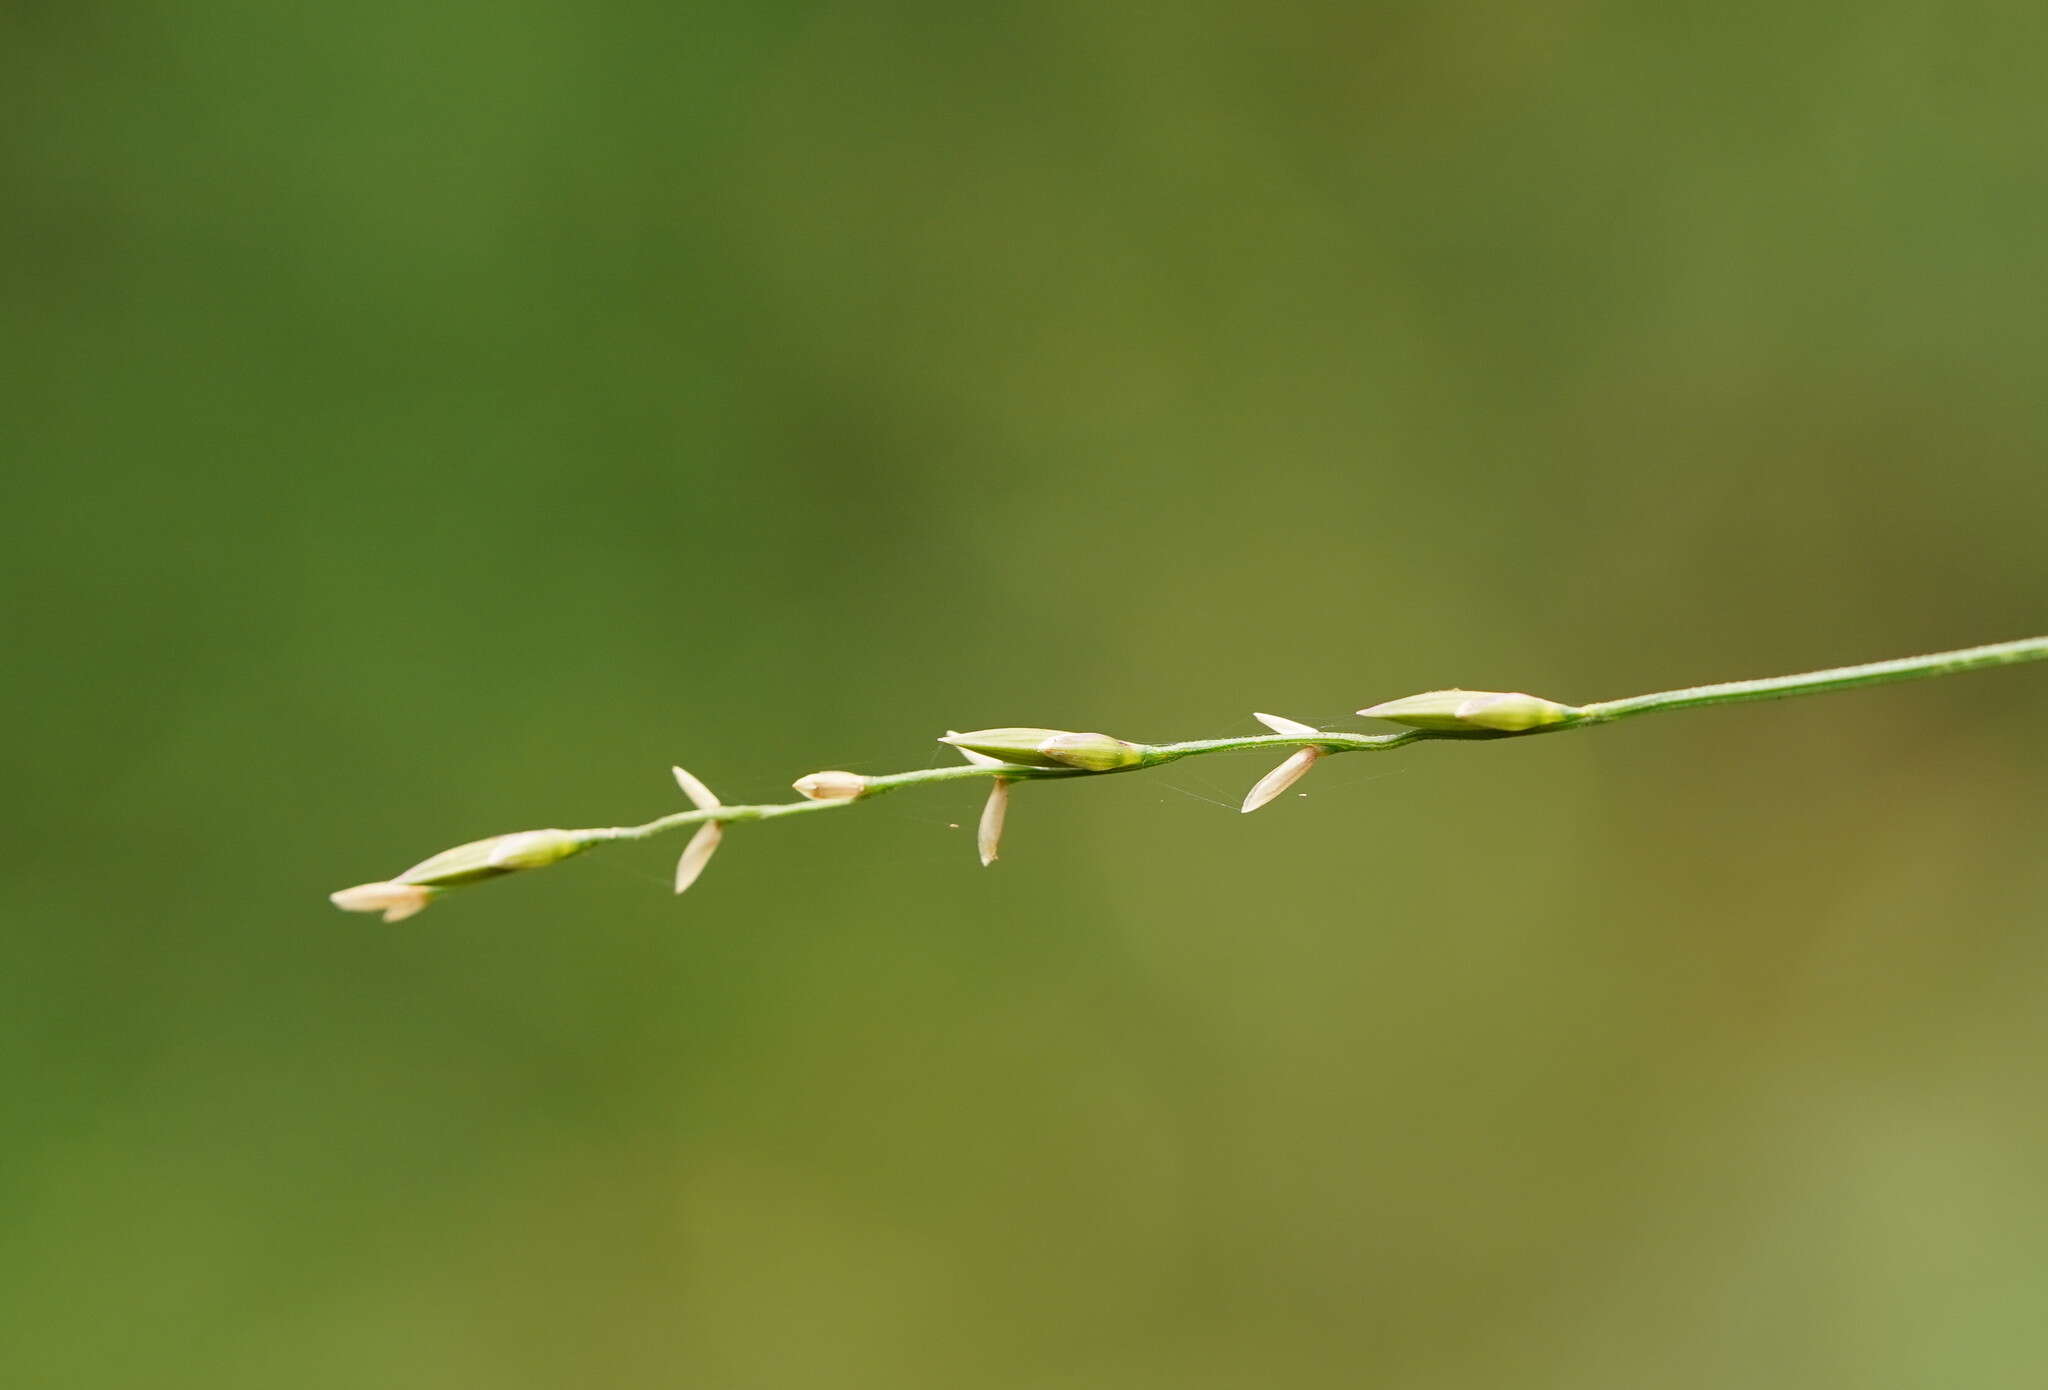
[
  {"left": 395, "top": 828, "right": 593, "bottom": 886},
  {"left": 939, "top": 728, "right": 1147, "bottom": 770},
  {"left": 1357, "top": 689, "right": 1578, "bottom": 732}
]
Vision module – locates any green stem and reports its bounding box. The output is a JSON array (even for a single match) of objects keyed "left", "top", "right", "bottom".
[{"left": 1572, "top": 635, "right": 2048, "bottom": 725}]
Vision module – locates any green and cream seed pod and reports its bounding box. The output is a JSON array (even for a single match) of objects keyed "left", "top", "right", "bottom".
[
  {"left": 938, "top": 727, "right": 1147, "bottom": 771},
  {"left": 393, "top": 827, "right": 594, "bottom": 886},
  {"left": 1356, "top": 689, "right": 1579, "bottom": 732}
]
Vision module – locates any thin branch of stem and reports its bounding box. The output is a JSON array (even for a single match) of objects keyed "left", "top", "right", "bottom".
[{"left": 1573, "top": 636, "right": 2048, "bottom": 723}]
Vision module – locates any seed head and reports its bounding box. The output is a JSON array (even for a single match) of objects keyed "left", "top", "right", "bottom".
[
  {"left": 392, "top": 828, "right": 593, "bottom": 888},
  {"left": 940, "top": 728, "right": 1146, "bottom": 771},
  {"left": 1357, "top": 689, "right": 1578, "bottom": 732}
]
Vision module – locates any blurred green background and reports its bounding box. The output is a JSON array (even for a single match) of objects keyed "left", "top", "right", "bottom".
[{"left": 7, "top": 2, "right": 2048, "bottom": 1386}]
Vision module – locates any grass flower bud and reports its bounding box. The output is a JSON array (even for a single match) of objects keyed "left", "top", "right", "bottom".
[
  {"left": 1037, "top": 732, "right": 1146, "bottom": 771},
  {"left": 329, "top": 881, "right": 437, "bottom": 923},
  {"left": 1357, "top": 689, "right": 1578, "bottom": 732},
  {"left": 940, "top": 728, "right": 1145, "bottom": 770},
  {"left": 938, "top": 728, "right": 1087, "bottom": 768},
  {"left": 393, "top": 828, "right": 592, "bottom": 887},
  {"left": 793, "top": 770, "right": 869, "bottom": 801}
]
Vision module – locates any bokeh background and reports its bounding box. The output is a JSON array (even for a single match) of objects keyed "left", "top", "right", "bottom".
[{"left": 8, "top": 3, "right": 2048, "bottom": 1386}]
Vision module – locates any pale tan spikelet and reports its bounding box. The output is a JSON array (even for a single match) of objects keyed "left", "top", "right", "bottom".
[
  {"left": 671, "top": 764, "right": 722, "bottom": 809},
  {"left": 673, "top": 821, "right": 724, "bottom": 895},
  {"left": 793, "top": 770, "right": 868, "bottom": 801},
  {"left": 977, "top": 777, "right": 1010, "bottom": 867},
  {"left": 669, "top": 765, "right": 726, "bottom": 893},
  {"left": 1240, "top": 747, "right": 1322, "bottom": 813},
  {"left": 329, "top": 881, "right": 435, "bottom": 923}
]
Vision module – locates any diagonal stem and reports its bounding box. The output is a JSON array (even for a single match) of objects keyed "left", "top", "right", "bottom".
[{"left": 1572, "top": 635, "right": 2048, "bottom": 724}]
